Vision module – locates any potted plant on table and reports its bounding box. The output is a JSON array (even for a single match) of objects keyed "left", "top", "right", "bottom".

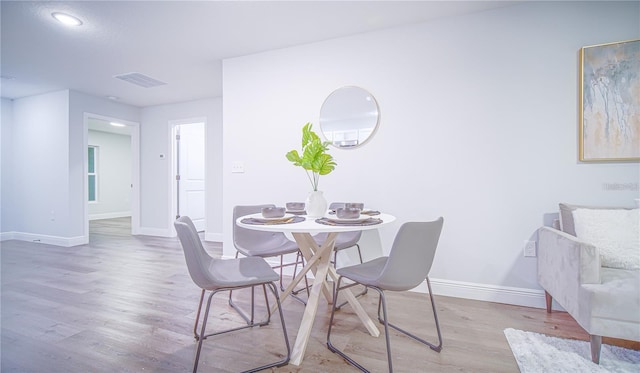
[{"left": 286, "top": 122, "right": 337, "bottom": 217}]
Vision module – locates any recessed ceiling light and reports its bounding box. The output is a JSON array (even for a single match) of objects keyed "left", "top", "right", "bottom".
[
  {"left": 106, "top": 96, "right": 119, "bottom": 101},
  {"left": 52, "top": 12, "right": 83, "bottom": 26},
  {"left": 110, "top": 122, "right": 126, "bottom": 127}
]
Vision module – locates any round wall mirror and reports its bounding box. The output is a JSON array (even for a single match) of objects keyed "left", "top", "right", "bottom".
[{"left": 319, "top": 86, "right": 380, "bottom": 148}]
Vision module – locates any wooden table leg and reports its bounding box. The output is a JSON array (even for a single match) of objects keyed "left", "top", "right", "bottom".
[
  {"left": 269, "top": 249, "right": 322, "bottom": 314},
  {"left": 290, "top": 247, "right": 332, "bottom": 366},
  {"left": 270, "top": 232, "right": 333, "bottom": 315},
  {"left": 284, "top": 232, "right": 338, "bottom": 366},
  {"left": 293, "top": 233, "right": 334, "bottom": 302},
  {"left": 276, "top": 232, "right": 374, "bottom": 366}
]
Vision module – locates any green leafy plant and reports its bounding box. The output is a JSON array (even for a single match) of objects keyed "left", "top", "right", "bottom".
[{"left": 285, "top": 122, "right": 337, "bottom": 191}]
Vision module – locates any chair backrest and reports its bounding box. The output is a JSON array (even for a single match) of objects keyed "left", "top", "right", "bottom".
[
  {"left": 174, "top": 216, "right": 215, "bottom": 289},
  {"left": 376, "top": 217, "right": 444, "bottom": 291},
  {"left": 233, "top": 204, "right": 292, "bottom": 251}
]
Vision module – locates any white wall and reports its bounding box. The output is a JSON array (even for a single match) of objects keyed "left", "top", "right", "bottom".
[
  {"left": 222, "top": 1, "right": 640, "bottom": 307},
  {"left": 88, "top": 130, "right": 132, "bottom": 219},
  {"left": 139, "top": 97, "right": 223, "bottom": 239},
  {"left": 0, "top": 90, "right": 140, "bottom": 245},
  {"left": 1, "top": 90, "right": 222, "bottom": 245},
  {"left": 0, "top": 98, "right": 13, "bottom": 233},
  {"left": 6, "top": 91, "right": 72, "bottom": 242}
]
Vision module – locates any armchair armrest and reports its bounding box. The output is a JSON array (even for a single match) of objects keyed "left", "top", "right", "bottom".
[{"left": 537, "top": 226, "right": 600, "bottom": 315}]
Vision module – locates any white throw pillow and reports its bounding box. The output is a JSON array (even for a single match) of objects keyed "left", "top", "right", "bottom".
[{"left": 572, "top": 208, "right": 640, "bottom": 270}]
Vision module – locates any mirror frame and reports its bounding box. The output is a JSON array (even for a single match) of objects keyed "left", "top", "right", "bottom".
[{"left": 319, "top": 86, "right": 380, "bottom": 149}]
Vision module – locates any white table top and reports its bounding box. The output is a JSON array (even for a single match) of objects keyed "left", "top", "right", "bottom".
[{"left": 236, "top": 212, "right": 396, "bottom": 234}]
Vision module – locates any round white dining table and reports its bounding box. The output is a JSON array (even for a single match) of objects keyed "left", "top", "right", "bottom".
[{"left": 236, "top": 212, "right": 396, "bottom": 366}]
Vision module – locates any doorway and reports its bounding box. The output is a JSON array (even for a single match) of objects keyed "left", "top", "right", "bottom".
[
  {"left": 84, "top": 113, "right": 140, "bottom": 241},
  {"left": 171, "top": 119, "right": 206, "bottom": 232}
]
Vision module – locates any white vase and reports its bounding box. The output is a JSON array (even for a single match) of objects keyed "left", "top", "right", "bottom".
[{"left": 305, "top": 190, "right": 327, "bottom": 218}]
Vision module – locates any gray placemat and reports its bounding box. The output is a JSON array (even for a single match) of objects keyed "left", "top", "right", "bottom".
[
  {"left": 328, "top": 210, "right": 381, "bottom": 216},
  {"left": 241, "top": 216, "right": 305, "bottom": 225},
  {"left": 315, "top": 217, "right": 382, "bottom": 226}
]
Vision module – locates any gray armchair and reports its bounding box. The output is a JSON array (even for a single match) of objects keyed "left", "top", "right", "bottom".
[{"left": 537, "top": 203, "right": 640, "bottom": 363}]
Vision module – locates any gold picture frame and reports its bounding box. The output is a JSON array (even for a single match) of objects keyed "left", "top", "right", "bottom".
[{"left": 579, "top": 39, "right": 640, "bottom": 162}]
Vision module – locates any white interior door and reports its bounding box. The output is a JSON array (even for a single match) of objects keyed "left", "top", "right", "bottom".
[{"left": 177, "top": 122, "right": 205, "bottom": 231}]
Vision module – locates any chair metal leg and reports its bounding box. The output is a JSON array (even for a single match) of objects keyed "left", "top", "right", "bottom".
[
  {"left": 287, "top": 251, "right": 310, "bottom": 305},
  {"left": 327, "top": 277, "right": 443, "bottom": 373},
  {"left": 232, "top": 251, "right": 309, "bottom": 310},
  {"left": 335, "top": 244, "right": 368, "bottom": 310},
  {"left": 327, "top": 276, "right": 371, "bottom": 372},
  {"left": 377, "top": 287, "right": 394, "bottom": 373},
  {"left": 193, "top": 283, "right": 291, "bottom": 373},
  {"left": 293, "top": 251, "right": 311, "bottom": 298},
  {"left": 229, "top": 252, "right": 273, "bottom": 325},
  {"left": 193, "top": 291, "right": 215, "bottom": 373},
  {"left": 243, "top": 282, "right": 291, "bottom": 373},
  {"left": 228, "top": 287, "right": 254, "bottom": 325},
  {"left": 376, "top": 277, "right": 442, "bottom": 352},
  {"left": 228, "top": 252, "right": 255, "bottom": 325},
  {"left": 193, "top": 289, "right": 205, "bottom": 340},
  {"left": 228, "top": 285, "right": 273, "bottom": 326}
]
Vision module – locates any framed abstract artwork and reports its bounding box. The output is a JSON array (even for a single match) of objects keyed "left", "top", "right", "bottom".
[{"left": 579, "top": 39, "right": 640, "bottom": 162}]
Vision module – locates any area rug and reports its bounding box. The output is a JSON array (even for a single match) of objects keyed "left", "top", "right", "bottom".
[{"left": 504, "top": 328, "right": 640, "bottom": 372}]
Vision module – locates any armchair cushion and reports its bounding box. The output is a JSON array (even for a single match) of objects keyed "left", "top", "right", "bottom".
[
  {"left": 581, "top": 267, "right": 640, "bottom": 339},
  {"left": 559, "top": 203, "right": 635, "bottom": 236},
  {"left": 573, "top": 208, "right": 640, "bottom": 270}
]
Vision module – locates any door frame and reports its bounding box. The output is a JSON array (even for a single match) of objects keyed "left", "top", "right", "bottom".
[
  {"left": 83, "top": 112, "right": 141, "bottom": 240},
  {"left": 168, "top": 117, "right": 207, "bottom": 236}
]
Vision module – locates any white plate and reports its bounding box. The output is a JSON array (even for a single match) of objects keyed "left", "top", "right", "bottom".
[
  {"left": 325, "top": 215, "right": 372, "bottom": 223},
  {"left": 255, "top": 213, "right": 295, "bottom": 221}
]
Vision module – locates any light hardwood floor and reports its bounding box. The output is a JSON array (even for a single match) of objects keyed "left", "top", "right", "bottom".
[{"left": 1, "top": 218, "right": 637, "bottom": 372}]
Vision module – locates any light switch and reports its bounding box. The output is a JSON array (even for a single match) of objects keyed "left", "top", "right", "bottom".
[{"left": 231, "top": 161, "right": 244, "bottom": 173}]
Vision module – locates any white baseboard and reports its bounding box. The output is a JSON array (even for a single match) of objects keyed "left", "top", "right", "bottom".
[
  {"left": 0, "top": 231, "right": 87, "bottom": 247},
  {"left": 0, "top": 232, "right": 14, "bottom": 241},
  {"left": 416, "top": 278, "right": 546, "bottom": 309},
  {"left": 136, "top": 227, "right": 174, "bottom": 237},
  {"left": 240, "top": 257, "right": 548, "bottom": 309},
  {"left": 89, "top": 212, "right": 131, "bottom": 220}
]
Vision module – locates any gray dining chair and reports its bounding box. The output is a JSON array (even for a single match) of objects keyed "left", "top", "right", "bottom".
[
  {"left": 314, "top": 202, "right": 367, "bottom": 306},
  {"left": 174, "top": 216, "right": 290, "bottom": 373},
  {"left": 326, "top": 217, "right": 445, "bottom": 373},
  {"left": 231, "top": 204, "right": 309, "bottom": 323}
]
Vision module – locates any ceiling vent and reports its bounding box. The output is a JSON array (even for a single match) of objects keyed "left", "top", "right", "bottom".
[{"left": 114, "top": 72, "right": 167, "bottom": 88}]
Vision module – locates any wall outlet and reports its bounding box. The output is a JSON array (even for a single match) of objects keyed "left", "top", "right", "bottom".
[{"left": 524, "top": 240, "right": 536, "bottom": 257}]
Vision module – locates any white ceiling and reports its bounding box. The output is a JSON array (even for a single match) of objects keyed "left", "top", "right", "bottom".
[{"left": 1, "top": 1, "right": 517, "bottom": 108}]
